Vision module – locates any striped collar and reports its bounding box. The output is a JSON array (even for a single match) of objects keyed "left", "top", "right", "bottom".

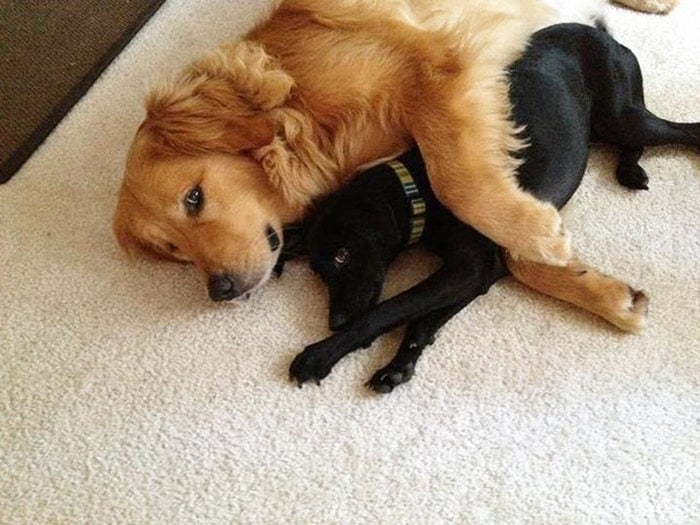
[{"left": 386, "top": 159, "right": 426, "bottom": 245}]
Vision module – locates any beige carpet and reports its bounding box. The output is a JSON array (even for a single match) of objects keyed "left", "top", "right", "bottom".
[{"left": 1, "top": 1, "right": 698, "bottom": 522}]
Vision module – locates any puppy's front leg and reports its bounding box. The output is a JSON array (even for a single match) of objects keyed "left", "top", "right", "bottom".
[
  {"left": 366, "top": 301, "right": 469, "bottom": 394},
  {"left": 505, "top": 254, "right": 649, "bottom": 333},
  {"left": 409, "top": 75, "right": 571, "bottom": 266},
  {"left": 289, "top": 263, "right": 493, "bottom": 387}
]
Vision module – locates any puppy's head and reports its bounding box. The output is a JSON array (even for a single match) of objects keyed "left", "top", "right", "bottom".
[
  {"left": 307, "top": 189, "right": 403, "bottom": 331},
  {"left": 114, "top": 129, "right": 285, "bottom": 301}
]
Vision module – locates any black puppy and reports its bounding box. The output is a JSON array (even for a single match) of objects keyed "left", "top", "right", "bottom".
[{"left": 289, "top": 24, "right": 700, "bottom": 392}]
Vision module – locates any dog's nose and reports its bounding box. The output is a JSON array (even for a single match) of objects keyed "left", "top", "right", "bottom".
[
  {"left": 329, "top": 311, "right": 349, "bottom": 331},
  {"left": 207, "top": 273, "right": 238, "bottom": 301}
]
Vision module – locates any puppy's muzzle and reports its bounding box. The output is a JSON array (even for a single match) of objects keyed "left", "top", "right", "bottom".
[{"left": 208, "top": 273, "right": 242, "bottom": 301}]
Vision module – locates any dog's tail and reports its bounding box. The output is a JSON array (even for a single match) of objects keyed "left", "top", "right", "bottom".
[{"left": 593, "top": 15, "right": 610, "bottom": 34}]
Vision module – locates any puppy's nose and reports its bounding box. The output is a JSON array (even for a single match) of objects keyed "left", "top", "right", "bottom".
[
  {"left": 207, "top": 273, "right": 238, "bottom": 301},
  {"left": 329, "top": 311, "right": 349, "bottom": 331}
]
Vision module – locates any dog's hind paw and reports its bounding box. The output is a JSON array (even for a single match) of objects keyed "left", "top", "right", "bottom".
[
  {"left": 608, "top": 286, "right": 649, "bottom": 333},
  {"left": 616, "top": 163, "right": 649, "bottom": 190}
]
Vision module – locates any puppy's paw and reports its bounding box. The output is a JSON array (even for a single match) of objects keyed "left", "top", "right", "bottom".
[
  {"left": 616, "top": 163, "right": 649, "bottom": 190},
  {"left": 289, "top": 334, "right": 357, "bottom": 387},
  {"left": 366, "top": 361, "right": 416, "bottom": 394},
  {"left": 289, "top": 345, "right": 333, "bottom": 387},
  {"left": 508, "top": 206, "right": 572, "bottom": 266}
]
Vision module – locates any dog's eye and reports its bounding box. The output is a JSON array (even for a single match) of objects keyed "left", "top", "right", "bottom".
[
  {"left": 184, "top": 186, "right": 204, "bottom": 216},
  {"left": 334, "top": 248, "right": 350, "bottom": 267},
  {"left": 266, "top": 225, "right": 280, "bottom": 251},
  {"left": 166, "top": 242, "right": 178, "bottom": 252}
]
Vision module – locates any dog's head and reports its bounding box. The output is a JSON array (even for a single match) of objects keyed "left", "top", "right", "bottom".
[
  {"left": 113, "top": 41, "right": 304, "bottom": 300},
  {"left": 307, "top": 175, "right": 405, "bottom": 331},
  {"left": 114, "top": 129, "right": 288, "bottom": 300}
]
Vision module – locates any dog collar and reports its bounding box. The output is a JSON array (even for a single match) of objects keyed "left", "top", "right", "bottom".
[{"left": 387, "top": 159, "right": 426, "bottom": 245}]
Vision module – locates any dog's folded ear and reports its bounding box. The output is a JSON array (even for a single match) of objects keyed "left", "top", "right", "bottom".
[
  {"left": 194, "top": 41, "right": 295, "bottom": 111},
  {"left": 381, "top": 203, "right": 404, "bottom": 247},
  {"left": 142, "top": 108, "right": 276, "bottom": 155},
  {"left": 225, "top": 115, "right": 276, "bottom": 152},
  {"left": 142, "top": 41, "right": 291, "bottom": 156}
]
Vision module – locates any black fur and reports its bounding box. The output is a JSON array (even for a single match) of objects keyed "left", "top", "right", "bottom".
[{"left": 289, "top": 24, "right": 700, "bottom": 392}]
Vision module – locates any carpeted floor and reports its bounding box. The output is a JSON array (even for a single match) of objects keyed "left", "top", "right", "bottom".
[{"left": 1, "top": 1, "right": 698, "bottom": 523}]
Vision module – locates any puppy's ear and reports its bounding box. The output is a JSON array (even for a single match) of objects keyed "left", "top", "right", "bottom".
[
  {"left": 281, "top": 224, "right": 307, "bottom": 258},
  {"left": 381, "top": 204, "right": 403, "bottom": 246}
]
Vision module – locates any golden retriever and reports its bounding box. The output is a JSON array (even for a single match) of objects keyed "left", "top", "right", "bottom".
[{"left": 113, "top": 0, "right": 661, "bottom": 314}]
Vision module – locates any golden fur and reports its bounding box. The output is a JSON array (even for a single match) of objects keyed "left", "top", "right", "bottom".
[
  {"left": 614, "top": 0, "right": 677, "bottom": 14},
  {"left": 113, "top": 0, "right": 664, "bottom": 305},
  {"left": 505, "top": 255, "right": 649, "bottom": 332},
  {"left": 115, "top": 0, "right": 572, "bottom": 289}
]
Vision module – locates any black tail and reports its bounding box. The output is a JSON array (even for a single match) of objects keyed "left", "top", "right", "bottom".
[
  {"left": 613, "top": 120, "right": 699, "bottom": 191},
  {"left": 635, "top": 118, "right": 700, "bottom": 147},
  {"left": 593, "top": 16, "right": 610, "bottom": 35}
]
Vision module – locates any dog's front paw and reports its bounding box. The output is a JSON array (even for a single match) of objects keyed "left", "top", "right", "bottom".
[
  {"left": 509, "top": 205, "right": 572, "bottom": 266},
  {"left": 289, "top": 340, "right": 341, "bottom": 387},
  {"left": 366, "top": 361, "right": 415, "bottom": 394}
]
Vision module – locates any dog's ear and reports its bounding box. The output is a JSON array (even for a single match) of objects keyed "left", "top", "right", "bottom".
[
  {"left": 281, "top": 224, "right": 307, "bottom": 258},
  {"left": 192, "top": 41, "right": 294, "bottom": 111},
  {"left": 381, "top": 203, "right": 403, "bottom": 247},
  {"left": 356, "top": 203, "right": 402, "bottom": 247},
  {"left": 225, "top": 115, "right": 276, "bottom": 152},
  {"left": 143, "top": 41, "right": 291, "bottom": 156}
]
